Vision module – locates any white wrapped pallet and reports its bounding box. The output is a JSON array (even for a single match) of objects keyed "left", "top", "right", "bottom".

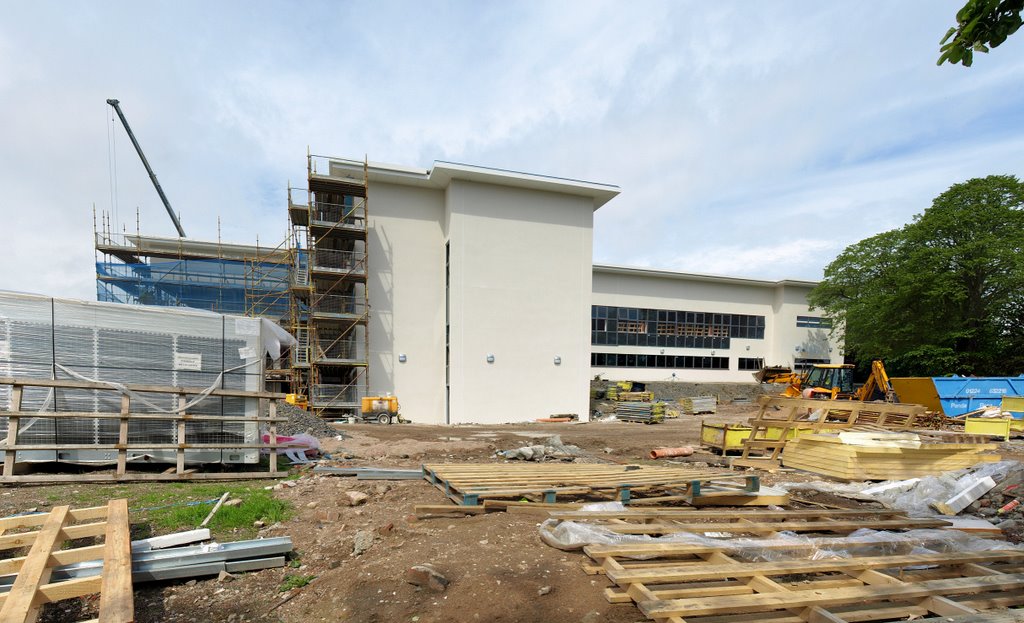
[{"left": 0, "top": 291, "right": 294, "bottom": 466}]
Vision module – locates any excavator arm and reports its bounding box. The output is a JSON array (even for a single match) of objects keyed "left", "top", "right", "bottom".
[{"left": 856, "top": 360, "right": 896, "bottom": 402}]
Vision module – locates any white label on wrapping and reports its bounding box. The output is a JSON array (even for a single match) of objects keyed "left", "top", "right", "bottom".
[
  {"left": 234, "top": 318, "right": 260, "bottom": 336},
  {"left": 174, "top": 352, "right": 203, "bottom": 371},
  {"left": 238, "top": 346, "right": 258, "bottom": 360},
  {"left": 0, "top": 341, "right": 8, "bottom": 360}
]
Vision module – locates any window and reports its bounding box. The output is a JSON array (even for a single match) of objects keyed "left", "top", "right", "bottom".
[
  {"left": 591, "top": 306, "right": 766, "bottom": 349},
  {"left": 591, "top": 352, "right": 728, "bottom": 370},
  {"left": 619, "top": 321, "right": 647, "bottom": 334},
  {"left": 738, "top": 357, "right": 764, "bottom": 371},
  {"left": 796, "top": 316, "right": 832, "bottom": 328},
  {"left": 794, "top": 357, "right": 830, "bottom": 371}
]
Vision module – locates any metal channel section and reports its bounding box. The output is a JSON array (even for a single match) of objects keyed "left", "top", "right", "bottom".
[{"left": 0, "top": 537, "right": 294, "bottom": 588}]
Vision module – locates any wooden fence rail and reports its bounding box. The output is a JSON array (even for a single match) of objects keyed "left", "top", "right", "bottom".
[{"left": 0, "top": 376, "right": 287, "bottom": 484}]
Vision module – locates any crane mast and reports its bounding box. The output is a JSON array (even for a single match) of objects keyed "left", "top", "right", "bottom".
[{"left": 106, "top": 98, "right": 187, "bottom": 237}]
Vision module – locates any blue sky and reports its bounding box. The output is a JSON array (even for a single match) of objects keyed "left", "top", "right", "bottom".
[{"left": 2, "top": 1, "right": 1023, "bottom": 300}]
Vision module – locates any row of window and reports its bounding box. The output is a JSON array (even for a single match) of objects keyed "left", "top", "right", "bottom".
[
  {"left": 592, "top": 306, "right": 766, "bottom": 341},
  {"left": 592, "top": 332, "right": 731, "bottom": 349},
  {"left": 591, "top": 352, "right": 729, "bottom": 370},
  {"left": 796, "top": 316, "right": 832, "bottom": 328}
]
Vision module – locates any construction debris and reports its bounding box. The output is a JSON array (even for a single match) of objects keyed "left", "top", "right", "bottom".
[{"left": 498, "top": 435, "right": 585, "bottom": 461}]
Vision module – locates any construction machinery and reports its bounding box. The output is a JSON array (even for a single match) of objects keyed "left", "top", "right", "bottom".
[
  {"left": 755, "top": 360, "right": 896, "bottom": 402},
  {"left": 360, "top": 395, "right": 401, "bottom": 424}
]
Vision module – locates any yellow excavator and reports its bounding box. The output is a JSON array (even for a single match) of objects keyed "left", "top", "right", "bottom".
[{"left": 755, "top": 360, "right": 896, "bottom": 402}]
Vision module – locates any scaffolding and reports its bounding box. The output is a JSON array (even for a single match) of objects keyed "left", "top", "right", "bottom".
[
  {"left": 94, "top": 213, "right": 291, "bottom": 318},
  {"left": 285, "top": 154, "right": 370, "bottom": 418}
]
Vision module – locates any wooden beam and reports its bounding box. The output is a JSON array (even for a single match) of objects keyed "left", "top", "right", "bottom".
[
  {"left": 99, "top": 499, "right": 134, "bottom": 622},
  {"left": 0, "top": 505, "right": 70, "bottom": 622}
]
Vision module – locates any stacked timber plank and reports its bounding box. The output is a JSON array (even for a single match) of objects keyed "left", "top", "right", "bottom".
[
  {"left": 422, "top": 463, "right": 760, "bottom": 506},
  {"left": 0, "top": 500, "right": 133, "bottom": 623},
  {"left": 679, "top": 395, "right": 717, "bottom": 415},
  {"left": 735, "top": 396, "right": 929, "bottom": 469},
  {"left": 606, "top": 387, "right": 654, "bottom": 402},
  {"left": 615, "top": 402, "right": 664, "bottom": 423},
  {"left": 781, "top": 432, "right": 1000, "bottom": 481},
  {"left": 571, "top": 508, "right": 1024, "bottom": 622}
]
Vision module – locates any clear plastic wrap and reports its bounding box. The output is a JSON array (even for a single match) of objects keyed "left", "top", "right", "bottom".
[
  {"left": 539, "top": 518, "right": 1024, "bottom": 559},
  {"left": 779, "top": 460, "right": 1021, "bottom": 516}
]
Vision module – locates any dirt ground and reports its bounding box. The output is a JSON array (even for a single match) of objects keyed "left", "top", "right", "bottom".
[{"left": 6, "top": 402, "right": 1023, "bottom": 622}]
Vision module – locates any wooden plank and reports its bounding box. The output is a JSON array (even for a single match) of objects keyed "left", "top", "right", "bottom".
[
  {"left": 0, "top": 505, "right": 70, "bottom": 622},
  {"left": 176, "top": 394, "right": 186, "bottom": 474},
  {"left": 0, "top": 472, "right": 280, "bottom": 484},
  {"left": 99, "top": 499, "right": 133, "bottom": 622},
  {"left": 0, "top": 376, "right": 285, "bottom": 399},
  {"left": 116, "top": 395, "right": 129, "bottom": 476},
  {"left": 607, "top": 551, "right": 1024, "bottom": 585},
  {"left": 268, "top": 399, "right": 278, "bottom": 475},
  {"left": 0, "top": 411, "right": 285, "bottom": 422},
  {"left": 552, "top": 508, "right": 906, "bottom": 520},
  {"left": 0, "top": 520, "right": 106, "bottom": 550},
  {"left": 3, "top": 386, "right": 22, "bottom": 476},
  {"left": 587, "top": 517, "right": 949, "bottom": 535},
  {"left": 638, "top": 573, "right": 1024, "bottom": 618}
]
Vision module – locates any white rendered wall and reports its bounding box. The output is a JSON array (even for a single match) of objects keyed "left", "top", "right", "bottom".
[
  {"left": 591, "top": 271, "right": 841, "bottom": 383},
  {"left": 366, "top": 183, "right": 447, "bottom": 424},
  {"left": 446, "top": 180, "right": 593, "bottom": 424}
]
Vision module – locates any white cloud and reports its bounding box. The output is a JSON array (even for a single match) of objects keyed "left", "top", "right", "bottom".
[{"left": 0, "top": 0, "right": 1023, "bottom": 300}]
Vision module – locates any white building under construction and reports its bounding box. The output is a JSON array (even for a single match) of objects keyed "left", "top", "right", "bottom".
[{"left": 96, "top": 156, "right": 842, "bottom": 425}]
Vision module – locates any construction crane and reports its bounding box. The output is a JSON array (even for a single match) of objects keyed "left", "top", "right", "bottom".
[{"left": 106, "top": 98, "right": 187, "bottom": 237}]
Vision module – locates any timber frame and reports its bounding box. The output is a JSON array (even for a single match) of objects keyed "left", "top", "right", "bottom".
[
  {"left": 574, "top": 508, "right": 1024, "bottom": 622},
  {"left": 0, "top": 500, "right": 133, "bottom": 622},
  {"left": 734, "top": 396, "right": 928, "bottom": 469}
]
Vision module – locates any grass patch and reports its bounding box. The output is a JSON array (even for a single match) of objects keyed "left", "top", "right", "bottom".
[
  {"left": 279, "top": 573, "right": 314, "bottom": 592},
  {"left": 154, "top": 488, "right": 290, "bottom": 535}
]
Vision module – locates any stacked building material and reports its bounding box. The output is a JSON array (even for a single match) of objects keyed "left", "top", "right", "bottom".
[
  {"left": 781, "top": 432, "right": 1001, "bottom": 481},
  {"left": 606, "top": 387, "right": 654, "bottom": 402},
  {"left": 680, "top": 395, "right": 717, "bottom": 415},
  {"left": 615, "top": 402, "right": 664, "bottom": 424}
]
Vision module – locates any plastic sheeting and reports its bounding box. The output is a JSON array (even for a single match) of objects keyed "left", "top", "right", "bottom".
[
  {"left": 779, "top": 460, "right": 1020, "bottom": 517},
  {"left": 0, "top": 291, "right": 295, "bottom": 465},
  {"left": 541, "top": 509, "right": 1021, "bottom": 560}
]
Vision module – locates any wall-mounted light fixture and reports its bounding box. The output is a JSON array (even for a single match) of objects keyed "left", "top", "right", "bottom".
[
  {"left": 745, "top": 345, "right": 750, "bottom": 351},
  {"left": 659, "top": 349, "right": 665, "bottom": 354},
  {"left": 486, "top": 354, "right": 495, "bottom": 364},
  {"left": 398, "top": 353, "right": 407, "bottom": 363},
  {"left": 794, "top": 346, "right": 801, "bottom": 352},
  {"left": 710, "top": 350, "right": 716, "bottom": 356},
  {"left": 553, "top": 356, "right": 562, "bottom": 365}
]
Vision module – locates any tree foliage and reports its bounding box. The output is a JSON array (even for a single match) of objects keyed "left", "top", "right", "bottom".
[
  {"left": 809, "top": 175, "right": 1024, "bottom": 376},
  {"left": 939, "top": 0, "right": 1023, "bottom": 66}
]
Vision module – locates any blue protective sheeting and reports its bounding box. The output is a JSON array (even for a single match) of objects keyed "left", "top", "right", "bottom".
[{"left": 931, "top": 375, "right": 1024, "bottom": 418}]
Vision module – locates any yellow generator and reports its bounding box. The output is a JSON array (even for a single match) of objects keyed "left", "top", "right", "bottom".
[{"left": 361, "top": 395, "right": 401, "bottom": 424}]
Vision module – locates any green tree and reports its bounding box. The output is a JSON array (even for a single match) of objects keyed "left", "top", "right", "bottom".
[
  {"left": 809, "top": 175, "right": 1024, "bottom": 376},
  {"left": 939, "top": 0, "right": 1023, "bottom": 66}
]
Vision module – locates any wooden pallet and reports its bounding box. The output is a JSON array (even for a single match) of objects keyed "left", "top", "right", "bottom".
[
  {"left": 0, "top": 500, "right": 133, "bottom": 622},
  {"left": 0, "top": 376, "right": 287, "bottom": 483},
  {"left": 579, "top": 511, "right": 1023, "bottom": 622},
  {"left": 544, "top": 508, "right": 949, "bottom": 541},
  {"left": 422, "top": 463, "right": 759, "bottom": 506},
  {"left": 735, "top": 396, "right": 928, "bottom": 469}
]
